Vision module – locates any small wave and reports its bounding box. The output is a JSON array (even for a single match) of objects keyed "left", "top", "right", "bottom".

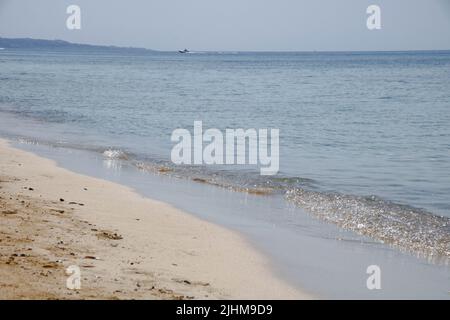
[
  {"left": 286, "top": 188, "right": 450, "bottom": 259},
  {"left": 135, "top": 162, "right": 274, "bottom": 195},
  {"left": 17, "top": 138, "right": 40, "bottom": 146},
  {"left": 191, "top": 177, "right": 273, "bottom": 195},
  {"left": 135, "top": 162, "right": 173, "bottom": 174},
  {"left": 102, "top": 149, "right": 129, "bottom": 160},
  {"left": 271, "top": 176, "right": 317, "bottom": 187}
]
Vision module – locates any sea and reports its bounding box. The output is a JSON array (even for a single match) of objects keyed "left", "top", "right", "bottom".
[{"left": 1, "top": 48, "right": 449, "bottom": 298}]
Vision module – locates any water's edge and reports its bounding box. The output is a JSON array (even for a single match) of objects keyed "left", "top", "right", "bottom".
[{"left": 7, "top": 136, "right": 450, "bottom": 299}]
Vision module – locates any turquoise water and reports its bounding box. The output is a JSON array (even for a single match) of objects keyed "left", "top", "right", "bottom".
[{"left": 0, "top": 49, "right": 449, "bottom": 257}]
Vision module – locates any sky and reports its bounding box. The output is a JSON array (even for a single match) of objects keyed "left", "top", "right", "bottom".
[{"left": 0, "top": 0, "right": 449, "bottom": 51}]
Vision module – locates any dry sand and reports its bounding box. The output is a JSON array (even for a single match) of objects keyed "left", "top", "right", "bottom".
[{"left": 0, "top": 138, "right": 309, "bottom": 300}]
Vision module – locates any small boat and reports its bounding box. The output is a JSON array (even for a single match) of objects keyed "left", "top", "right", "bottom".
[{"left": 178, "top": 49, "right": 189, "bottom": 54}]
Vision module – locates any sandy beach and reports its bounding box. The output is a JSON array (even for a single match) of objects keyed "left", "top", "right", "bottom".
[{"left": 0, "top": 138, "right": 308, "bottom": 300}]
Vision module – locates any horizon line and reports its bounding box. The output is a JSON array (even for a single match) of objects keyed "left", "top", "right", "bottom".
[{"left": 1, "top": 36, "right": 450, "bottom": 54}]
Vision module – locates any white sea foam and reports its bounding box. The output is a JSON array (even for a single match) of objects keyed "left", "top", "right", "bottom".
[{"left": 102, "top": 149, "right": 128, "bottom": 160}]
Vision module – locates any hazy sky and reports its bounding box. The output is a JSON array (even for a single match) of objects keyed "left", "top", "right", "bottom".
[{"left": 0, "top": 0, "right": 449, "bottom": 51}]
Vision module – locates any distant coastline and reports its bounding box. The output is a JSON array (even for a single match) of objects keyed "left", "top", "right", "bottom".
[
  {"left": 1, "top": 37, "right": 449, "bottom": 54},
  {"left": 0, "top": 37, "right": 156, "bottom": 53}
]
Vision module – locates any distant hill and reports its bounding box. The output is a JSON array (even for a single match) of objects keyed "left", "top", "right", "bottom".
[{"left": 0, "top": 37, "right": 156, "bottom": 53}]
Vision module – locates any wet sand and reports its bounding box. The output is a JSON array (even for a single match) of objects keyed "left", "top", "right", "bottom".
[{"left": 0, "top": 138, "right": 308, "bottom": 300}]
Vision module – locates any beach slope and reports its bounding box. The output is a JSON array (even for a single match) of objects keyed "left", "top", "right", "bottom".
[{"left": 0, "top": 139, "right": 307, "bottom": 299}]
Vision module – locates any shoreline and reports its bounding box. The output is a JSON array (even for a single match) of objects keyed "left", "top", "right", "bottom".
[{"left": 0, "top": 138, "right": 309, "bottom": 299}]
